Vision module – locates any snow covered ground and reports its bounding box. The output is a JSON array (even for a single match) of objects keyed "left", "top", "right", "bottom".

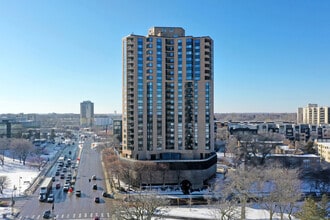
[
  {"left": 0, "top": 156, "right": 40, "bottom": 217},
  {"left": 0, "top": 148, "right": 298, "bottom": 219},
  {"left": 0, "top": 157, "right": 39, "bottom": 198}
]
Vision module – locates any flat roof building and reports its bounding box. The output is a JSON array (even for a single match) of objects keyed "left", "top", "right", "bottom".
[
  {"left": 121, "top": 27, "right": 216, "bottom": 189},
  {"left": 80, "top": 101, "right": 94, "bottom": 127}
]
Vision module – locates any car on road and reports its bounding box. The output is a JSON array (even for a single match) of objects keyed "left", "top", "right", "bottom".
[
  {"left": 47, "top": 194, "right": 54, "bottom": 203},
  {"left": 94, "top": 197, "right": 100, "bottom": 203},
  {"left": 43, "top": 210, "right": 51, "bottom": 219},
  {"left": 60, "top": 173, "right": 65, "bottom": 179},
  {"left": 63, "top": 183, "right": 70, "bottom": 192},
  {"left": 94, "top": 216, "right": 100, "bottom": 220},
  {"left": 75, "top": 190, "right": 81, "bottom": 197},
  {"left": 93, "top": 184, "right": 97, "bottom": 190},
  {"left": 55, "top": 183, "right": 61, "bottom": 189},
  {"left": 92, "top": 175, "right": 96, "bottom": 180},
  {"left": 102, "top": 191, "right": 114, "bottom": 198}
]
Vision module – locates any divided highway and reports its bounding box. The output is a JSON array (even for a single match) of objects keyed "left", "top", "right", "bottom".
[{"left": 18, "top": 138, "right": 114, "bottom": 219}]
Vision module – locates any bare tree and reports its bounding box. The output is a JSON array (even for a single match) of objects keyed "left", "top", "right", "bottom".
[
  {"left": 158, "top": 163, "right": 169, "bottom": 187},
  {"left": 29, "top": 156, "right": 46, "bottom": 171},
  {"left": 10, "top": 138, "right": 33, "bottom": 165},
  {"left": 304, "top": 168, "right": 330, "bottom": 195},
  {"left": 119, "top": 160, "right": 135, "bottom": 191},
  {"left": 0, "top": 176, "right": 9, "bottom": 194},
  {"left": 210, "top": 196, "right": 239, "bottom": 220},
  {"left": 0, "top": 138, "right": 10, "bottom": 165},
  {"left": 223, "top": 166, "right": 263, "bottom": 220},
  {"left": 261, "top": 166, "right": 301, "bottom": 220},
  {"left": 102, "top": 147, "right": 121, "bottom": 190},
  {"left": 226, "top": 133, "right": 284, "bottom": 167},
  {"left": 113, "top": 193, "right": 169, "bottom": 220}
]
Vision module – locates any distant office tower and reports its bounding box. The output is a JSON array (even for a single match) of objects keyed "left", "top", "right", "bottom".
[
  {"left": 297, "top": 104, "right": 330, "bottom": 125},
  {"left": 80, "top": 101, "right": 94, "bottom": 127},
  {"left": 121, "top": 27, "right": 216, "bottom": 189}
]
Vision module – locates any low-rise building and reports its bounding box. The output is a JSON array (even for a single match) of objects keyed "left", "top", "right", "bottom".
[{"left": 315, "top": 139, "right": 330, "bottom": 163}]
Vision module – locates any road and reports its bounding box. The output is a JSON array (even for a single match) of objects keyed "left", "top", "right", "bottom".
[{"left": 17, "top": 138, "right": 114, "bottom": 219}]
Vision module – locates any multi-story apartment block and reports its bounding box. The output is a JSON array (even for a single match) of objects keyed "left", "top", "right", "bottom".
[
  {"left": 121, "top": 27, "right": 216, "bottom": 189},
  {"left": 80, "top": 101, "right": 94, "bottom": 127},
  {"left": 297, "top": 104, "right": 330, "bottom": 125},
  {"left": 315, "top": 139, "right": 330, "bottom": 163}
]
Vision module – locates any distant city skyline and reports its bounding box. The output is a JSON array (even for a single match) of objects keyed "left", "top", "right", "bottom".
[{"left": 1, "top": 0, "right": 329, "bottom": 114}]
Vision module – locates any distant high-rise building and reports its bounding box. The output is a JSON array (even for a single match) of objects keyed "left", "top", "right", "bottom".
[
  {"left": 80, "top": 101, "right": 94, "bottom": 127},
  {"left": 121, "top": 27, "right": 216, "bottom": 189},
  {"left": 297, "top": 104, "right": 330, "bottom": 125}
]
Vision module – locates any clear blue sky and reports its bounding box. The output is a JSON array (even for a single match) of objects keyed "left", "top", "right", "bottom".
[{"left": 1, "top": 0, "right": 329, "bottom": 114}]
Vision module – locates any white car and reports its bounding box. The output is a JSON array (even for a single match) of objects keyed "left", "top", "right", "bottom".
[
  {"left": 47, "top": 194, "right": 54, "bottom": 203},
  {"left": 63, "top": 183, "right": 70, "bottom": 192}
]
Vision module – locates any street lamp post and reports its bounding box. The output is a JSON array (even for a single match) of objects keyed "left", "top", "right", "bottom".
[
  {"left": 11, "top": 185, "right": 17, "bottom": 215},
  {"left": 52, "top": 199, "right": 55, "bottom": 219},
  {"left": 19, "top": 176, "right": 22, "bottom": 196}
]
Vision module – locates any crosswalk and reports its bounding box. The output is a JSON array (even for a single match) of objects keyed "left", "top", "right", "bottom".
[{"left": 19, "top": 212, "right": 112, "bottom": 219}]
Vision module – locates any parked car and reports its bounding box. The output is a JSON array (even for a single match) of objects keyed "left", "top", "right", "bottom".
[
  {"left": 93, "top": 184, "right": 97, "bottom": 190},
  {"left": 92, "top": 175, "right": 96, "bottom": 180},
  {"left": 102, "top": 191, "right": 114, "bottom": 198}
]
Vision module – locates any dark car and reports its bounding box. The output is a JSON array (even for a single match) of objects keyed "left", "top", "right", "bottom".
[
  {"left": 102, "top": 191, "right": 114, "bottom": 198},
  {"left": 93, "top": 184, "right": 97, "bottom": 190},
  {"left": 43, "top": 210, "right": 51, "bottom": 219},
  {"left": 94, "top": 197, "right": 100, "bottom": 203},
  {"left": 75, "top": 190, "right": 81, "bottom": 197},
  {"left": 55, "top": 183, "right": 61, "bottom": 189},
  {"left": 94, "top": 216, "right": 100, "bottom": 220}
]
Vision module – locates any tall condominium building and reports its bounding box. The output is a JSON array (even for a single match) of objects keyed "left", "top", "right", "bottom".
[
  {"left": 80, "top": 101, "right": 94, "bottom": 127},
  {"left": 122, "top": 27, "right": 214, "bottom": 160},
  {"left": 121, "top": 27, "right": 216, "bottom": 189},
  {"left": 297, "top": 104, "right": 330, "bottom": 125}
]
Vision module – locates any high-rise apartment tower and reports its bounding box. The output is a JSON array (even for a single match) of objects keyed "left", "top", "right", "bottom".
[
  {"left": 297, "top": 104, "right": 330, "bottom": 125},
  {"left": 80, "top": 100, "right": 94, "bottom": 127},
  {"left": 122, "top": 27, "right": 214, "bottom": 161}
]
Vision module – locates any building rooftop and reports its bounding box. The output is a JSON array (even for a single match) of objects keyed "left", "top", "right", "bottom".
[{"left": 148, "top": 27, "right": 185, "bottom": 37}]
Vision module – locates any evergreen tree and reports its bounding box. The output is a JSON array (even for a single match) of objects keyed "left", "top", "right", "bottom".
[
  {"left": 297, "top": 197, "right": 323, "bottom": 220},
  {"left": 319, "top": 194, "right": 329, "bottom": 218}
]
